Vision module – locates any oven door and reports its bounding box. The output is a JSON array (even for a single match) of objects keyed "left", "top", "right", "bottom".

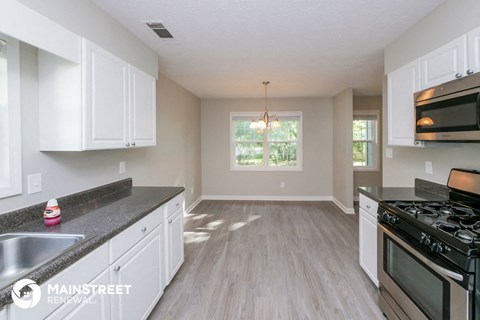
[{"left": 378, "top": 224, "right": 471, "bottom": 320}]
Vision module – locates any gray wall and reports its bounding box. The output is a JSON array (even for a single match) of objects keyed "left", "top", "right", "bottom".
[
  {"left": 0, "top": 0, "right": 201, "bottom": 214},
  {"left": 353, "top": 96, "right": 382, "bottom": 197},
  {"left": 18, "top": 0, "right": 158, "bottom": 77},
  {"left": 385, "top": 0, "right": 480, "bottom": 74},
  {"left": 332, "top": 89, "right": 353, "bottom": 210},
  {"left": 383, "top": 0, "right": 480, "bottom": 187},
  {"left": 201, "top": 98, "right": 333, "bottom": 198}
]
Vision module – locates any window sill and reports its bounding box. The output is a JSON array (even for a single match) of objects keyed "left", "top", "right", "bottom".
[
  {"left": 353, "top": 166, "right": 380, "bottom": 172},
  {"left": 230, "top": 166, "right": 303, "bottom": 172}
]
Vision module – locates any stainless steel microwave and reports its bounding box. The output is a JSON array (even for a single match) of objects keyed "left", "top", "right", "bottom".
[{"left": 414, "top": 72, "right": 480, "bottom": 142}]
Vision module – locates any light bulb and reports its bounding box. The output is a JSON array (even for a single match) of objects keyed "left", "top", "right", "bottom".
[
  {"left": 257, "top": 120, "right": 266, "bottom": 129},
  {"left": 416, "top": 116, "right": 434, "bottom": 127},
  {"left": 271, "top": 119, "right": 281, "bottom": 128},
  {"left": 250, "top": 120, "right": 258, "bottom": 129}
]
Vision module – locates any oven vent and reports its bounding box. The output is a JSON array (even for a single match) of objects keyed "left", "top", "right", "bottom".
[{"left": 146, "top": 22, "right": 174, "bottom": 39}]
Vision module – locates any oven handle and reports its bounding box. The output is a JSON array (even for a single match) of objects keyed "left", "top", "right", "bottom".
[{"left": 380, "top": 224, "right": 464, "bottom": 282}]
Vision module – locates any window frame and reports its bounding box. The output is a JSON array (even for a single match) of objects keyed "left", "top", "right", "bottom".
[
  {"left": 353, "top": 110, "right": 379, "bottom": 172},
  {"left": 0, "top": 33, "right": 22, "bottom": 199},
  {"left": 230, "top": 111, "right": 303, "bottom": 172}
]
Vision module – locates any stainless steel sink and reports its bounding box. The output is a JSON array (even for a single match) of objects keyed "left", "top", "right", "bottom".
[{"left": 0, "top": 233, "right": 85, "bottom": 289}]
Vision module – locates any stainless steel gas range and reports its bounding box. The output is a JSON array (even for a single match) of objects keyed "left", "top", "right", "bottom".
[{"left": 377, "top": 169, "right": 480, "bottom": 320}]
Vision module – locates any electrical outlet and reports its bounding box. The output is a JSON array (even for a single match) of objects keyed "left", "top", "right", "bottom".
[
  {"left": 425, "top": 161, "right": 433, "bottom": 175},
  {"left": 119, "top": 161, "right": 126, "bottom": 174},
  {"left": 280, "top": 181, "right": 286, "bottom": 188},
  {"left": 27, "top": 173, "right": 42, "bottom": 194}
]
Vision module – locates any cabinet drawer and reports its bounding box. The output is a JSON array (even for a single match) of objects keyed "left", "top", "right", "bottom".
[
  {"left": 109, "top": 207, "right": 161, "bottom": 264},
  {"left": 359, "top": 194, "right": 378, "bottom": 217},
  {"left": 166, "top": 192, "right": 184, "bottom": 218}
]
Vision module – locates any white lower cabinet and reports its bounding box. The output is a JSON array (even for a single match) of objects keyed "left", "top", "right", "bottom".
[
  {"left": 163, "top": 192, "right": 185, "bottom": 286},
  {"left": 166, "top": 208, "right": 184, "bottom": 283},
  {"left": 5, "top": 194, "right": 185, "bottom": 320},
  {"left": 358, "top": 194, "right": 379, "bottom": 286},
  {"left": 8, "top": 244, "right": 109, "bottom": 320},
  {"left": 46, "top": 269, "right": 111, "bottom": 320},
  {"left": 110, "top": 227, "right": 162, "bottom": 320}
]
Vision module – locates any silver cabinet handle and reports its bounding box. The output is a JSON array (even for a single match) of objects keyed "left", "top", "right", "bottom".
[
  {"left": 114, "top": 266, "right": 121, "bottom": 272},
  {"left": 168, "top": 219, "right": 173, "bottom": 224},
  {"left": 176, "top": 203, "right": 180, "bottom": 207},
  {"left": 467, "top": 69, "right": 474, "bottom": 75},
  {"left": 131, "top": 142, "right": 136, "bottom": 146},
  {"left": 455, "top": 73, "right": 463, "bottom": 78},
  {"left": 366, "top": 204, "right": 371, "bottom": 209},
  {"left": 141, "top": 227, "right": 147, "bottom": 232},
  {"left": 126, "top": 142, "right": 130, "bottom": 147}
]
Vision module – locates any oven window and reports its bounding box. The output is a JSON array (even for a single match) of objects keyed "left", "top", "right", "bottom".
[{"left": 386, "top": 238, "right": 449, "bottom": 320}]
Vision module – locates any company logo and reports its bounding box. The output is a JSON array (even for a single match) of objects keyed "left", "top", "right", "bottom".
[{"left": 11, "top": 279, "right": 42, "bottom": 309}]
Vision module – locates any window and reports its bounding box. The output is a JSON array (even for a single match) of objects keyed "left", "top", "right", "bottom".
[
  {"left": 230, "top": 112, "right": 302, "bottom": 171},
  {"left": 353, "top": 111, "right": 379, "bottom": 171},
  {"left": 0, "top": 34, "right": 22, "bottom": 198}
]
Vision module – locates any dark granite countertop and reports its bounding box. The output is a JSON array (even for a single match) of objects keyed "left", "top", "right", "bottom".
[
  {"left": 358, "top": 178, "right": 450, "bottom": 203},
  {"left": 358, "top": 186, "right": 448, "bottom": 203},
  {"left": 0, "top": 179, "right": 184, "bottom": 308}
]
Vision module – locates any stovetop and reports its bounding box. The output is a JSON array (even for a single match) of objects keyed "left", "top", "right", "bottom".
[{"left": 384, "top": 200, "right": 480, "bottom": 245}]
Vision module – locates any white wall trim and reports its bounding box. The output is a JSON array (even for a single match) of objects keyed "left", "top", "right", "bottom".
[
  {"left": 202, "top": 195, "right": 333, "bottom": 201},
  {"left": 332, "top": 197, "right": 356, "bottom": 214},
  {"left": 186, "top": 196, "right": 203, "bottom": 213}
]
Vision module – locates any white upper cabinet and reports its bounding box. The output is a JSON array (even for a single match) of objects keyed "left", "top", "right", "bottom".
[
  {"left": 420, "top": 36, "right": 467, "bottom": 89},
  {"left": 387, "top": 59, "right": 422, "bottom": 146},
  {"left": 129, "top": 65, "right": 156, "bottom": 147},
  {"left": 83, "top": 40, "right": 129, "bottom": 150},
  {"left": 387, "top": 25, "right": 480, "bottom": 147},
  {"left": 39, "top": 39, "right": 157, "bottom": 151},
  {"left": 467, "top": 26, "right": 480, "bottom": 74}
]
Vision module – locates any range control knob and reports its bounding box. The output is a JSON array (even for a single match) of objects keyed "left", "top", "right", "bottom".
[
  {"left": 382, "top": 212, "right": 390, "bottom": 221},
  {"left": 431, "top": 242, "right": 446, "bottom": 254},
  {"left": 420, "top": 233, "right": 432, "bottom": 246},
  {"left": 388, "top": 216, "right": 399, "bottom": 224}
]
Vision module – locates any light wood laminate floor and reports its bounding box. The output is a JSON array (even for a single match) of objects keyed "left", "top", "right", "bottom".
[{"left": 148, "top": 200, "right": 383, "bottom": 320}]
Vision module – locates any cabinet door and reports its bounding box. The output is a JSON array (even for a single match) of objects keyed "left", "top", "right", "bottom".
[
  {"left": 420, "top": 36, "right": 467, "bottom": 89},
  {"left": 46, "top": 269, "right": 111, "bottom": 320},
  {"left": 111, "top": 228, "right": 162, "bottom": 320},
  {"left": 167, "top": 209, "right": 184, "bottom": 283},
  {"left": 129, "top": 65, "right": 156, "bottom": 147},
  {"left": 467, "top": 26, "right": 480, "bottom": 74},
  {"left": 387, "top": 59, "right": 421, "bottom": 146},
  {"left": 83, "top": 40, "right": 129, "bottom": 150},
  {"left": 359, "top": 209, "right": 378, "bottom": 286}
]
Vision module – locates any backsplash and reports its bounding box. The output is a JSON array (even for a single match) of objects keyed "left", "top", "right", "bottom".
[{"left": 0, "top": 178, "right": 132, "bottom": 233}]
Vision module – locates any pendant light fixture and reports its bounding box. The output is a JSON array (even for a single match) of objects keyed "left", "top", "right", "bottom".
[{"left": 250, "top": 81, "right": 281, "bottom": 130}]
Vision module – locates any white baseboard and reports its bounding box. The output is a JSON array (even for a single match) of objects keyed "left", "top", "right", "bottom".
[
  {"left": 186, "top": 196, "right": 203, "bottom": 213},
  {"left": 201, "top": 195, "right": 333, "bottom": 201},
  {"left": 194, "top": 195, "right": 355, "bottom": 215},
  {"left": 332, "top": 197, "right": 356, "bottom": 214}
]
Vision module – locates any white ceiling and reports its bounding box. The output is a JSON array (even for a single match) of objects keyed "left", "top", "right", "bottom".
[{"left": 92, "top": 0, "right": 444, "bottom": 99}]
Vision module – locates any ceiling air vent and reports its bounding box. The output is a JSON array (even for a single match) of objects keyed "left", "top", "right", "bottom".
[{"left": 146, "top": 22, "right": 174, "bottom": 39}]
